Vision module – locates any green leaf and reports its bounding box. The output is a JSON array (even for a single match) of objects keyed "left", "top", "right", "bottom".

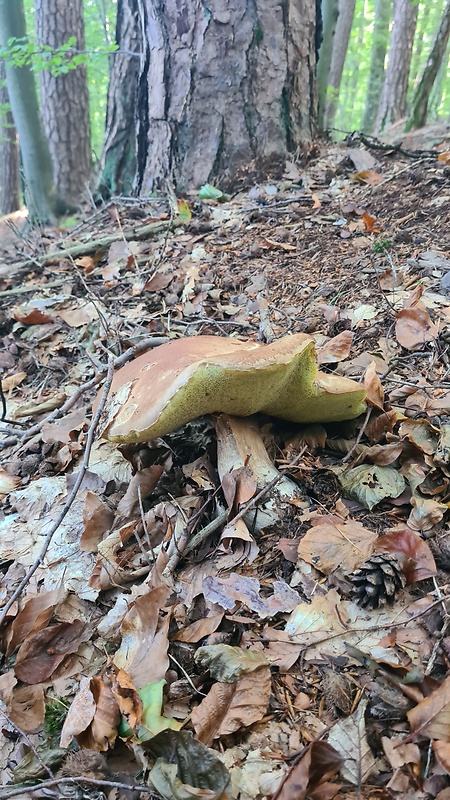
[
  {"left": 338, "top": 464, "right": 405, "bottom": 511},
  {"left": 145, "top": 730, "right": 231, "bottom": 800},
  {"left": 198, "top": 183, "right": 227, "bottom": 201}
]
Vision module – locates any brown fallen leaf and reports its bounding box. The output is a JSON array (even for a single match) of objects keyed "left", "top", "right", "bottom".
[
  {"left": 316, "top": 331, "right": 354, "bottom": 364},
  {"left": 364, "top": 361, "right": 384, "bottom": 410},
  {"left": 408, "top": 674, "right": 450, "bottom": 742},
  {"left": 298, "top": 518, "right": 377, "bottom": 574},
  {"left": 14, "top": 620, "right": 88, "bottom": 683},
  {"left": 276, "top": 741, "right": 343, "bottom": 800},
  {"left": 191, "top": 665, "right": 271, "bottom": 745},
  {"left": 173, "top": 614, "right": 224, "bottom": 643},
  {"left": 60, "top": 675, "right": 120, "bottom": 751},
  {"left": 80, "top": 491, "right": 114, "bottom": 552},
  {"left": 5, "top": 585, "right": 65, "bottom": 657},
  {"left": 433, "top": 739, "right": 450, "bottom": 773},
  {"left": 395, "top": 307, "right": 438, "bottom": 350},
  {"left": 374, "top": 528, "right": 436, "bottom": 583}
]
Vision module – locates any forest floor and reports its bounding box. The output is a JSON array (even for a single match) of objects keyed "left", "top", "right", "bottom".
[{"left": 1, "top": 128, "right": 450, "bottom": 800}]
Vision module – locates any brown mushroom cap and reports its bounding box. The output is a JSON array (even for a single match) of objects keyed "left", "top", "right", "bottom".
[{"left": 95, "top": 334, "right": 366, "bottom": 443}]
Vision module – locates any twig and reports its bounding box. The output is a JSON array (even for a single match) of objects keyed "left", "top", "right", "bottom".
[
  {"left": 9, "top": 218, "right": 182, "bottom": 272},
  {"left": 342, "top": 405, "right": 372, "bottom": 464},
  {"left": 0, "top": 775, "right": 155, "bottom": 799},
  {"left": 0, "top": 708, "right": 54, "bottom": 779},
  {"left": 0, "top": 337, "right": 169, "bottom": 451},
  {"left": 0, "top": 360, "right": 115, "bottom": 628},
  {"left": 137, "top": 485, "right": 156, "bottom": 563},
  {"left": 183, "top": 446, "right": 307, "bottom": 556}
]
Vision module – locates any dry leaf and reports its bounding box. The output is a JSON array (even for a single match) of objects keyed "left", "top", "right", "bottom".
[
  {"left": 298, "top": 519, "right": 377, "bottom": 573},
  {"left": 191, "top": 665, "right": 271, "bottom": 745},
  {"left": 408, "top": 674, "right": 450, "bottom": 741},
  {"left": 316, "top": 331, "right": 354, "bottom": 364},
  {"left": 374, "top": 528, "right": 436, "bottom": 583},
  {"left": 364, "top": 361, "right": 384, "bottom": 410},
  {"left": 395, "top": 308, "right": 438, "bottom": 350}
]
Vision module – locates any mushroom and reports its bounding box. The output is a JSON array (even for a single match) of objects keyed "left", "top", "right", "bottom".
[{"left": 94, "top": 334, "right": 366, "bottom": 531}]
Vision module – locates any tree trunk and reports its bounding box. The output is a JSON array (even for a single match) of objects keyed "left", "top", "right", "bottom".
[
  {"left": 406, "top": 0, "right": 450, "bottom": 130},
  {"left": 126, "top": 0, "right": 317, "bottom": 192},
  {"left": 374, "top": 0, "right": 418, "bottom": 132},
  {"left": 361, "top": 0, "right": 392, "bottom": 132},
  {"left": 409, "top": 2, "right": 431, "bottom": 88},
  {"left": 35, "top": 0, "right": 91, "bottom": 204},
  {"left": 0, "top": 61, "right": 21, "bottom": 215},
  {"left": 0, "top": 0, "right": 62, "bottom": 221},
  {"left": 317, "top": 0, "right": 339, "bottom": 129},
  {"left": 323, "top": 0, "right": 356, "bottom": 130},
  {"left": 98, "top": 0, "right": 140, "bottom": 197}
]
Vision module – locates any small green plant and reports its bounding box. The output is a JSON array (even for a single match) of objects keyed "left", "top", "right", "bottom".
[
  {"left": 0, "top": 35, "right": 117, "bottom": 77},
  {"left": 44, "top": 697, "right": 69, "bottom": 739},
  {"left": 373, "top": 239, "right": 391, "bottom": 253}
]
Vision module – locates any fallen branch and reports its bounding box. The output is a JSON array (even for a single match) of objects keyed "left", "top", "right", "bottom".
[
  {"left": 0, "top": 360, "right": 115, "bottom": 628},
  {"left": 0, "top": 775, "right": 155, "bottom": 799},
  {"left": 9, "top": 218, "right": 182, "bottom": 271}
]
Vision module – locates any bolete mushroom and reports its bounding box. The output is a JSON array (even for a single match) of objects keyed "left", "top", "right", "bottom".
[
  {"left": 96, "top": 334, "right": 365, "bottom": 443},
  {"left": 95, "top": 334, "right": 366, "bottom": 531}
]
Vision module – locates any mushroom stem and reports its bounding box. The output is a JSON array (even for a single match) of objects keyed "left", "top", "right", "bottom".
[{"left": 216, "top": 414, "right": 303, "bottom": 531}]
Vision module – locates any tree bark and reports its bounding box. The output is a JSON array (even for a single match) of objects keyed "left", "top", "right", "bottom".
[
  {"left": 35, "top": 0, "right": 92, "bottom": 204},
  {"left": 0, "top": 0, "right": 62, "bottom": 221},
  {"left": 0, "top": 61, "right": 21, "bottom": 215},
  {"left": 407, "top": 0, "right": 450, "bottom": 130},
  {"left": 317, "top": 0, "right": 339, "bottom": 129},
  {"left": 323, "top": 0, "right": 356, "bottom": 130},
  {"left": 362, "top": 0, "right": 392, "bottom": 132},
  {"left": 104, "top": 0, "right": 317, "bottom": 193},
  {"left": 98, "top": 0, "right": 140, "bottom": 197},
  {"left": 374, "top": 0, "right": 418, "bottom": 132}
]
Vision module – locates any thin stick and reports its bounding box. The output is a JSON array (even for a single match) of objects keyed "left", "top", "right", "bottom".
[
  {"left": 0, "top": 360, "right": 115, "bottom": 628},
  {"left": 1, "top": 337, "right": 168, "bottom": 451},
  {"left": 0, "top": 775, "right": 155, "bottom": 800},
  {"left": 183, "top": 446, "right": 307, "bottom": 556},
  {"left": 0, "top": 708, "right": 55, "bottom": 779},
  {"left": 342, "top": 405, "right": 372, "bottom": 464}
]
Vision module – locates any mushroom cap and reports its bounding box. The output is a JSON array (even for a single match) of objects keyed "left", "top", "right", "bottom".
[{"left": 95, "top": 334, "right": 366, "bottom": 443}]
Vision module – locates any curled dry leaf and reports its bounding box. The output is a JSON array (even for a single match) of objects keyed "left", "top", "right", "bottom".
[
  {"left": 60, "top": 675, "right": 120, "bottom": 751},
  {"left": 364, "top": 361, "right": 384, "bottom": 410},
  {"left": 316, "top": 330, "right": 354, "bottom": 364},
  {"left": 395, "top": 307, "right": 438, "bottom": 350},
  {"left": 191, "top": 665, "right": 271, "bottom": 745},
  {"left": 407, "top": 497, "right": 447, "bottom": 532},
  {"left": 276, "top": 741, "right": 343, "bottom": 800},
  {"left": 5, "top": 585, "right": 65, "bottom": 657},
  {"left": 374, "top": 528, "right": 436, "bottom": 583},
  {"left": 80, "top": 491, "right": 114, "bottom": 552}
]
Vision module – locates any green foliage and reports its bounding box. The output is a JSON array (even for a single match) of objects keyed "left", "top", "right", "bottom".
[
  {"left": 373, "top": 239, "right": 391, "bottom": 253},
  {"left": 44, "top": 697, "right": 69, "bottom": 739},
  {"left": 0, "top": 35, "right": 117, "bottom": 77}
]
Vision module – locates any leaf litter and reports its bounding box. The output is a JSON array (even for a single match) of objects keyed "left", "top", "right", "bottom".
[{"left": 0, "top": 142, "right": 450, "bottom": 799}]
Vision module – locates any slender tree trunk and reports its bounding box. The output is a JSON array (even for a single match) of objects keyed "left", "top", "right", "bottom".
[
  {"left": 409, "top": 2, "right": 431, "bottom": 88},
  {"left": 132, "top": 0, "right": 317, "bottom": 192},
  {"left": 374, "top": 0, "right": 418, "bottom": 132},
  {"left": 317, "top": 0, "right": 339, "bottom": 129},
  {"left": 362, "top": 0, "right": 392, "bottom": 132},
  {"left": 35, "top": 0, "right": 91, "bottom": 204},
  {"left": 323, "top": 0, "right": 357, "bottom": 130},
  {"left": 0, "top": 61, "right": 21, "bottom": 215},
  {"left": 98, "top": 0, "right": 140, "bottom": 197},
  {"left": 406, "top": 0, "right": 450, "bottom": 130},
  {"left": 429, "top": 39, "right": 450, "bottom": 118},
  {"left": 0, "top": 0, "right": 62, "bottom": 221}
]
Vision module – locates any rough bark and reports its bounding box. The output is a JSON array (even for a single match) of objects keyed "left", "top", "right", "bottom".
[
  {"left": 35, "top": 0, "right": 91, "bottom": 204},
  {"left": 407, "top": 0, "right": 450, "bottom": 130},
  {"left": 317, "top": 0, "right": 339, "bottom": 129},
  {"left": 323, "top": 0, "right": 356, "bottom": 130},
  {"left": 131, "top": 0, "right": 317, "bottom": 192},
  {"left": 374, "top": 0, "right": 418, "bottom": 132},
  {"left": 98, "top": 0, "right": 140, "bottom": 197},
  {"left": 362, "top": 0, "right": 392, "bottom": 132},
  {"left": 0, "top": 61, "right": 21, "bottom": 215},
  {"left": 0, "top": 0, "right": 62, "bottom": 221}
]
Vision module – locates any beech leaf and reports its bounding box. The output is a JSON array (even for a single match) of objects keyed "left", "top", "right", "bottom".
[{"left": 338, "top": 464, "right": 405, "bottom": 510}]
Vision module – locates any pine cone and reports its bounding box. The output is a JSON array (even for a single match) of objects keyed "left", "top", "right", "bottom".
[{"left": 350, "top": 552, "right": 406, "bottom": 609}]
